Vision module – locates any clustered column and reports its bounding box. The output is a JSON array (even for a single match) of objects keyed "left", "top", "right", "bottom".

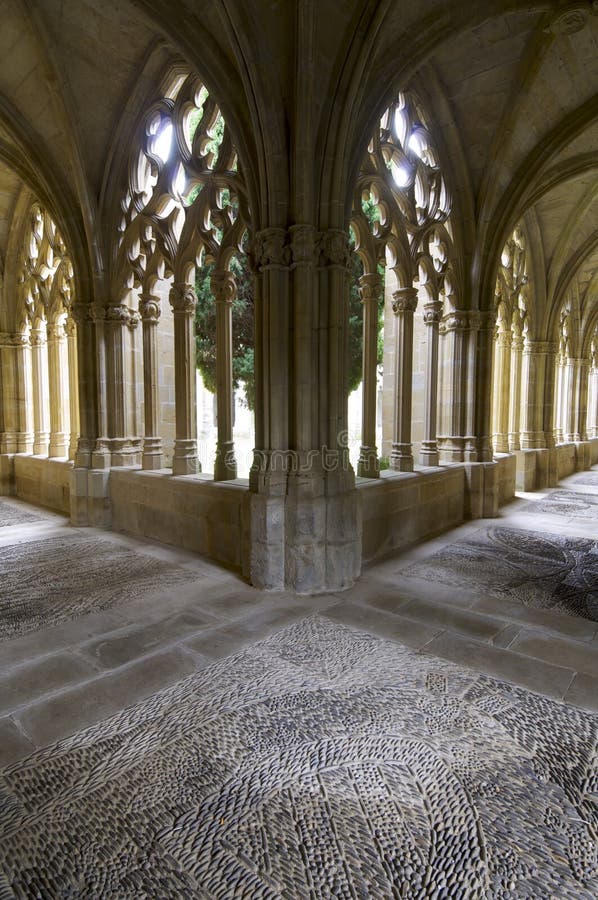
[
  {"left": 65, "top": 316, "right": 79, "bottom": 461},
  {"left": 46, "top": 320, "right": 69, "bottom": 458},
  {"left": 508, "top": 329, "right": 524, "bottom": 451},
  {"left": 491, "top": 326, "right": 511, "bottom": 453},
  {"left": 420, "top": 298, "right": 443, "bottom": 466},
  {"left": 390, "top": 287, "right": 418, "bottom": 471},
  {"left": 30, "top": 324, "right": 49, "bottom": 455},
  {"left": 139, "top": 293, "right": 163, "bottom": 470},
  {"left": 520, "top": 340, "right": 548, "bottom": 449},
  {"left": 169, "top": 282, "right": 199, "bottom": 475},
  {"left": 211, "top": 269, "right": 237, "bottom": 480},
  {"left": 357, "top": 272, "right": 382, "bottom": 478}
]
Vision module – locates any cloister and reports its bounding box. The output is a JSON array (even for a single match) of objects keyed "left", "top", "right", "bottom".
[{"left": 0, "top": 1, "right": 598, "bottom": 896}]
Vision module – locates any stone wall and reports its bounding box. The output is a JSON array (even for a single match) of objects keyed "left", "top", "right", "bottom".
[
  {"left": 110, "top": 469, "right": 245, "bottom": 569},
  {"left": 13, "top": 456, "right": 71, "bottom": 514},
  {"left": 359, "top": 466, "right": 464, "bottom": 563},
  {"left": 495, "top": 453, "right": 516, "bottom": 505}
]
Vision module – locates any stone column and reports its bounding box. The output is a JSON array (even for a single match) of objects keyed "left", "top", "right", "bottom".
[
  {"left": 357, "top": 272, "right": 382, "bottom": 477},
  {"left": 30, "top": 325, "right": 49, "bottom": 455},
  {"left": 572, "top": 357, "right": 589, "bottom": 442},
  {"left": 438, "top": 312, "right": 468, "bottom": 462},
  {"left": 542, "top": 342, "right": 557, "bottom": 451},
  {"left": 419, "top": 298, "right": 442, "bottom": 466},
  {"left": 554, "top": 354, "right": 564, "bottom": 444},
  {"left": 0, "top": 332, "right": 32, "bottom": 453},
  {"left": 211, "top": 269, "right": 237, "bottom": 480},
  {"left": 47, "top": 320, "right": 69, "bottom": 458},
  {"left": 65, "top": 316, "right": 79, "bottom": 461},
  {"left": 71, "top": 301, "right": 97, "bottom": 469},
  {"left": 520, "top": 340, "right": 548, "bottom": 449},
  {"left": 139, "top": 293, "right": 163, "bottom": 470},
  {"left": 169, "top": 282, "right": 199, "bottom": 475},
  {"left": 390, "top": 287, "right": 418, "bottom": 471},
  {"left": 508, "top": 331, "right": 523, "bottom": 451},
  {"left": 564, "top": 357, "right": 576, "bottom": 442},
  {"left": 588, "top": 366, "right": 598, "bottom": 438},
  {"left": 104, "top": 303, "right": 140, "bottom": 465},
  {"left": 491, "top": 327, "right": 511, "bottom": 453}
]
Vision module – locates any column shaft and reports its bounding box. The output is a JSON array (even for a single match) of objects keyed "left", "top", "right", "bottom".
[
  {"left": 390, "top": 287, "right": 417, "bottom": 471},
  {"left": 47, "top": 321, "right": 68, "bottom": 458},
  {"left": 420, "top": 299, "right": 442, "bottom": 466},
  {"left": 139, "top": 294, "right": 163, "bottom": 469},
  {"left": 212, "top": 270, "right": 237, "bottom": 480},
  {"left": 508, "top": 334, "right": 523, "bottom": 451},
  {"left": 169, "top": 283, "right": 199, "bottom": 475},
  {"left": 30, "top": 327, "right": 49, "bottom": 455},
  {"left": 357, "top": 273, "right": 382, "bottom": 477}
]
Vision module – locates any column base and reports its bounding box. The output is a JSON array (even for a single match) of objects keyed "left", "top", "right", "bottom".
[
  {"left": 390, "top": 444, "right": 413, "bottom": 472},
  {"left": 419, "top": 443, "right": 439, "bottom": 467},
  {"left": 463, "top": 461, "right": 498, "bottom": 519},
  {"left": 48, "top": 435, "right": 68, "bottom": 458},
  {"left": 437, "top": 436, "right": 465, "bottom": 463},
  {"left": 69, "top": 466, "right": 112, "bottom": 527},
  {"left": 357, "top": 446, "right": 380, "bottom": 478},
  {"left": 142, "top": 437, "right": 163, "bottom": 470},
  {"left": 173, "top": 439, "right": 200, "bottom": 476},
  {"left": 214, "top": 441, "right": 237, "bottom": 480},
  {"left": 33, "top": 434, "right": 49, "bottom": 455}
]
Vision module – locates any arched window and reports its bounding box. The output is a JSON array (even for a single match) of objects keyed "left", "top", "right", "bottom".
[
  {"left": 350, "top": 90, "right": 456, "bottom": 477},
  {"left": 14, "top": 203, "right": 78, "bottom": 460},
  {"left": 114, "top": 70, "right": 250, "bottom": 479}
]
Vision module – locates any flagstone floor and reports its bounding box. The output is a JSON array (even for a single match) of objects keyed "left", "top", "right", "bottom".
[{"left": 0, "top": 467, "right": 597, "bottom": 897}]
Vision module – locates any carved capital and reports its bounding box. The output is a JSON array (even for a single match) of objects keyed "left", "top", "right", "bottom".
[
  {"left": 30, "top": 329, "right": 47, "bottom": 347},
  {"left": 89, "top": 303, "right": 106, "bottom": 324},
  {"left": 391, "top": 287, "right": 418, "bottom": 315},
  {"left": 211, "top": 269, "right": 237, "bottom": 305},
  {"left": 64, "top": 316, "right": 77, "bottom": 338},
  {"left": 71, "top": 301, "right": 90, "bottom": 326},
  {"left": 318, "top": 229, "right": 352, "bottom": 270},
  {"left": 127, "top": 310, "right": 140, "bottom": 329},
  {"left": 252, "top": 228, "right": 290, "bottom": 269},
  {"left": 169, "top": 282, "right": 197, "bottom": 314},
  {"left": 0, "top": 331, "right": 29, "bottom": 348},
  {"left": 289, "top": 224, "right": 318, "bottom": 265},
  {"left": 105, "top": 304, "right": 131, "bottom": 325},
  {"left": 358, "top": 272, "right": 383, "bottom": 304},
  {"left": 422, "top": 300, "right": 443, "bottom": 325},
  {"left": 440, "top": 311, "right": 468, "bottom": 334},
  {"left": 139, "top": 293, "right": 161, "bottom": 323}
]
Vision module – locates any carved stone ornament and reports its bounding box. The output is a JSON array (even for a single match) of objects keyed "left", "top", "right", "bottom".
[
  {"left": 105, "top": 304, "right": 132, "bottom": 325},
  {"left": 391, "top": 288, "right": 418, "bottom": 315},
  {"left": 422, "top": 300, "right": 443, "bottom": 325},
  {"left": 211, "top": 270, "right": 237, "bottom": 305},
  {"left": 546, "top": 4, "right": 591, "bottom": 34},
  {"left": 289, "top": 224, "right": 318, "bottom": 265},
  {"left": 439, "top": 311, "right": 469, "bottom": 334},
  {"left": 139, "top": 294, "right": 161, "bottom": 323},
  {"left": 64, "top": 316, "right": 77, "bottom": 338},
  {"left": 29, "top": 329, "right": 47, "bottom": 347},
  {"left": 0, "top": 332, "right": 29, "bottom": 348},
  {"left": 71, "top": 301, "right": 90, "bottom": 326},
  {"left": 169, "top": 282, "right": 197, "bottom": 313},
  {"left": 318, "top": 229, "right": 352, "bottom": 269},
  {"left": 358, "top": 273, "right": 383, "bottom": 304},
  {"left": 253, "top": 228, "right": 291, "bottom": 269}
]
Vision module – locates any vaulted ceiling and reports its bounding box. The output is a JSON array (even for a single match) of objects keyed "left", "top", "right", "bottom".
[{"left": 0, "top": 0, "right": 597, "bottom": 343}]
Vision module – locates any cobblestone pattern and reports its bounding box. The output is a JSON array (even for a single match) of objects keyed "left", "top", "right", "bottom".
[
  {"left": 569, "top": 473, "right": 598, "bottom": 486},
  {"left": 0, "top": 617, "right": 596, "bottom": 898},
  {"left": 0, "top": 535, "right": 198, "bottom": 641},
  {"left": 523, "top": 490, "right": 598, "bottom": 518},
  {"left": 405, "top": 526, "right": 598, "bottom": 621},
  {"left": 0, "top": 500, "right": 46, "bottom": 528}
]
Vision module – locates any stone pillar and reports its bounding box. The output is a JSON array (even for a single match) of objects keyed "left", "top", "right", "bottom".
[
  {"left": 542, "top": 342, "right": 557, "bottom": 451},
  {"left": 71, "top": 301, "right": 97, "bottom": 469},
  {"left": 211, "top": 269, "right": 237, "bottom": 480},
  {"left": 390, "top": 286, "right": 417, "bottom": 471},
  {"left": 139, "top": 293, "right": 163, "bottom": 470},
  {"left": 508, "top": 331, "right": 523, "bottom": 451},
  {"left": 30, "top": 325, "right": 49, "bottom": 455},
  {"left": 357, "top": 272, "right": 382, "bottom": 477},
  {"left": 104, "top": 304, "right": 140, "bottom": 465},
  {"left": 588, "top": 367, "right": 598, "bottom": 438},
  {"left": 65, "top": 316, "right": 79, "bottom": 461},
  {"left": 419, "top": 298, "right": 442, "bottom": 466},
  {"left": 0, "top": 332, "right": 32, "bottom": 453},
  {"left": 438, "top": 312, "right": 468, "bottom": 462},
  {"left": 520, "top": 340, "right": 548, "bottom": 449},
  {"left": 46, "top": 320, "right": 69, "bottom": 458},
  {"left": 554, "top": 354, "right": 564, "bottom": 444},
  {"left": 491, "top": 328, "right": 511, "bottom": 453},
  {"left": 564, "top": 357, "right": 576, "bottom": 442},
  {"left": 169, "top": 282, "right": 199, "bottom": 475},
  {"left": 572, "top": 357, "right": 589, "bottom": 442}
]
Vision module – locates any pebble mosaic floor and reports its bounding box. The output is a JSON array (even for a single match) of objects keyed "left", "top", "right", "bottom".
[
  {"left": 0, "top": 616, "right": 596, "bottom": 898},
  {"left": 0, "top": 534, "right": 199, "bottom": 641},
  {"left": 404, "top": 526, "right": 598, "bottom": 621},
  {"left": 0, "top": 499, "right": 46, "bottom": 529},
  {"left": 522, "top": 489, "right": 598, "bottom": 518}
]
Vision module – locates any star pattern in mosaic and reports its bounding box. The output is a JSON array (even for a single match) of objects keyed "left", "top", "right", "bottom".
[
  {"left": 0, "top": 616, "right": 596, "bottom": 898},
  {"left": 0, "top": 534, "right": 199, "bottom": 641},
  {"left": 404, "top": 526, "right": 598, "bottom": 621}
]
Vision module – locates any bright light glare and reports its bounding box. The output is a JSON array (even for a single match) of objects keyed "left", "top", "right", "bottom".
[
  {"left": 391, "top": 160, "right": 410, "bottom": 188},
  {"left": 154, "top": 123, "right": 173, "bottom": 163},
  {"left": 408, "top": 133, "right": 424, "bottom": 158},
  {"left": 174, "top": 166, "right": 186, "bottom": 196}
]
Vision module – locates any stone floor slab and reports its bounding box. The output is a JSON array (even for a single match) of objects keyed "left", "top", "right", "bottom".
[
  {"left": 0, "top": 718, "right": 34, "bottom": 768},
  {"left": 0, "top": 652, "right": 98, "bottom": 715}
]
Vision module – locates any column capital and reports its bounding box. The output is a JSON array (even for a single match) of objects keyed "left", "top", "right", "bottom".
[
  {"left": 358, "top": 272, "right": 383, "bottom": 304},
  {"left": 391, "top": 287, "right": 418, "bottom": 314},
  {"left": 0, "top": 331, "right": 29, "bottom": 347},
  {"left": 139, "top": 293, "right": 161, "bottom": 323},
  {"left": 64, "top": 316, "right": 77, "bottom": 338},
  {"left": 211, "top": 269, "right": 237, "bottom": 305},
  {"left": 318, "top": 229, "right": 352, "bottom": 270},
  {"left": 252, "top": 228, "right": 291, "bottom": 269},
  {"left": 289, "top": 224, "right": 318, "bottom": 266},
  {"left": 523, "top": 339, "right": 555, "bottom": 355},
  {"left": 422, "top": 299, "right": 443, "bottom": 325},
  {"left": 439, "top": 310, "right": 468, "bottom": 334},
  {"left": 105, "top": 303, "right": 131, "bottom": 325},
  {"left": 169, "top": 282, "right": 197, "bottom": 314},
  {"left": 71, "top": 301, "right": 90, "bottom": 325},
  {"left": 30, "top": 329, "right": 47, "bottom": 347}
]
